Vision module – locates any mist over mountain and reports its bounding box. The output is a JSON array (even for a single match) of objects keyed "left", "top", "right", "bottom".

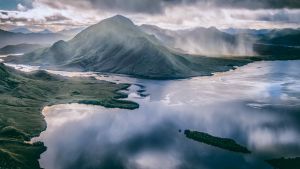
[
  {"left": 222, "top": 28, "right": 300, "bottom": 57},
  {"left": 0, "top": 29, "right": 71, "bottom": 48},
  {"left": 58, "top": 27, "right": 86, "bottom": 37},
  {"left": 257, "top": 28, "right": 300, "bottom": 46},
  {"left": 37, "top": 29, "right": 53, "bottom": 34},
  {"left": 6, "top": 15, "right": 300, "bottom": 79},
  {"left": 140, "top": 24, "right": 255, "bottom": 56},
  {"left": 221, "top": 28, "right": 272, "bottom": 35},
  {"left": 221, "top": 28, "right": 300, "bottom": 46},
  {"left": 0, "top": 43, "right": 46, "bottom": 55},
  {"left": 141, "top": 25, "right": 300, "bottom": 58},
  {"left": 6, "top": 15, "right": 250, "bottom": 79}
]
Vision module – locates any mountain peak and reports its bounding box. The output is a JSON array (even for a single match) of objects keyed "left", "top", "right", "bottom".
[
  {"left": 100, "top": 15, "right": 134, "bottom": 26},
  {"left": 37, "top": 29, "right": 53, "bottom": 34},
  {"left": 72, "top": 14, "right": 140, "bottom": 42},
  {"left": 10, "top": 27, "right": 32, "bottom": 34}
]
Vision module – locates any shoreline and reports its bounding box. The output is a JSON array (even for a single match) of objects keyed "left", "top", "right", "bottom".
[{"left": 0, "top": 64, "right": 139, "bottom": 169}]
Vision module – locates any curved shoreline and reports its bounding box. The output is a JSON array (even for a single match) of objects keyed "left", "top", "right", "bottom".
[{"left": 0, "top": 64, "right": 139, "bottom": 169}]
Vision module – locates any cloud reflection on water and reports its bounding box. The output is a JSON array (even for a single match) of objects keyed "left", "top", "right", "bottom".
[{"left": 29, "top": 60, "right": 300, "bottom": 169}]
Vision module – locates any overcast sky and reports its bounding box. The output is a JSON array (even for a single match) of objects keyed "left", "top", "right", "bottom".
[{"left": 1, "top": 0, "right": 300, "bottom": 31}]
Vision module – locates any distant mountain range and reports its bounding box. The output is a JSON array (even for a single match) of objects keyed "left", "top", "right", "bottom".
[
  {"left": 221, "top": 28, "right": 272, "bottom": 35},
  {"left": 5, "top": 15, "right": 251, "bottom": 79},
  {"left": 0, "top": 29, "right": 71, "bottom": 48},
  {"left": 257, "top": 29, "right": 300, "bottom": 46},
  {"left": 10, "top": 27, "right": 33, "bottom": 34},
  {"left": 140, "top": 25, "right": 255, "bottom": 56},
  {"left": 57, "top": 27, "right": 86, "bottom": 37},
  {"left": 10, "top": 28, "right": 54, "bottom": 34},
  {"left": 4, "top": 15, "right": 300, "bottom": 79},
  {"left": 37, "top": 29, "right": 53, "bottom": 34},
  {"left": 0, "top": 43, "right": 46, "bottom": 55},
  {"left": 222, "top": 28, "right": 300, "bottom": 46}
]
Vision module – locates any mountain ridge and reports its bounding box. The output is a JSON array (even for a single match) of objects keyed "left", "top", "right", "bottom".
[
  {"left": 0, "top": 29, "right": 70, "bottom": 48},
  {"left": 4, "top": 15, "right": 258, "bottom": 79}
]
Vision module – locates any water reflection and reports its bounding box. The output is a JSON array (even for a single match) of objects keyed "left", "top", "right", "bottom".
[{"left": 17, "top": 61, "right": 300, "bottom": 168}]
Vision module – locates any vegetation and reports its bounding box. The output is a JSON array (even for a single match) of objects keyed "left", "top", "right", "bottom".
[
  {"left": 266, "top": 157, "right": 300, "bottom": 169},
  {"left": 0, "top": 63, "right": 138, "bottom": 169},
  {"left": 184, "top": 130, "right": 251, "bottom": 154}
]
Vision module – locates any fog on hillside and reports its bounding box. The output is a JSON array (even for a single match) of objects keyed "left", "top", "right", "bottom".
[{"left": 141, "top": 25, "right": 256, "bottom": 57}]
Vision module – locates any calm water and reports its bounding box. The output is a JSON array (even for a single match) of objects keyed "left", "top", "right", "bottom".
[{"left": 7, "top": 60, "right": 300, "bottom": 169}]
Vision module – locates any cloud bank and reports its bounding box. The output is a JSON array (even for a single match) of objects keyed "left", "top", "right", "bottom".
[{"left": 0, "top": 0, "right": 300, "bottom": 31}]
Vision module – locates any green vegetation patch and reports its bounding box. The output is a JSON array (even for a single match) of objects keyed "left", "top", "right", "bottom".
[
  {"left": 184, "top": 130, "right": 251, "bottom": 154},
  {"left": 0, "top": 63, "right": 138, "bottom": 169},
  {"left": 266, "top": 157, "right": 300, "bottom": 169}
]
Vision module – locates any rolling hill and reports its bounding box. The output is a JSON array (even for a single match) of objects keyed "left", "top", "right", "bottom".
[
  {"left": 0, "top": 63, "right": 138, "bottom": 169},
  {"left": 0, "top": 43, "right": 46, "bottom": 55},
  {"left": 0, "top": 29, "right": 70, "bottom": 48}
]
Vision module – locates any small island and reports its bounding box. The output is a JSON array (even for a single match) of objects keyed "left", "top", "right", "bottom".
[
  {"left": 184, "top": 130, "right": 251, "bottom": 154},
  {"left": 0, "top": 63, "right": 138, "bottom": 169},
  {"left": 266, "top": 157, "right": 300, "bottom": 169}
]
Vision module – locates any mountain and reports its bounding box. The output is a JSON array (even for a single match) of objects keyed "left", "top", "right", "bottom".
[
  {"left": 140, "top": 24, "right": 255, "bottom": 56},
  {"left": 144, "top": 26, "right": 300, "bottom": 57},
  {"left": 235, "top": 28, "right": 300, "bottom": 57},
  {"left": 5, "top": 15, "right": 251, "bottom": 79},
  {"left": 0, "top": 29, "right": 70, "bottom": 48},
  {"left": 258, "top": 28, "right": 300, "bottom": 46},
  {"left": 0, "top": 43, "right": 46, "bottom": 55},
  {"left": 10, "top": 27, "right": 32, "bottom": 34},
  {"left": 58, "top": 27, "right": 86, "bottom": 37},
  {"left": 221, "top": 28, "right": 271, "bottom": 35},
  {"left": 222, "top": 28, "right": 300, "bottom": 47},
  {"left": 37, "top": 29, "right": 53, "bottom": 34}
]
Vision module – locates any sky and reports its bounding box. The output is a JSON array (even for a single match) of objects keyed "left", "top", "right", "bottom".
[{"left": 1, "top": 0, "right": 300, "bottom": 31}]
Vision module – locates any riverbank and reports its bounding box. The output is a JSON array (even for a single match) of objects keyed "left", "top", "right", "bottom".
[{"left": 0, "top": 63, "right": 138, "bottom": 169}]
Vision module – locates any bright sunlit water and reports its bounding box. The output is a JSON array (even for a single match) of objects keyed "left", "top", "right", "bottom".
[{"left": 6, "top": 60, "right": 300, "bottom": 169}]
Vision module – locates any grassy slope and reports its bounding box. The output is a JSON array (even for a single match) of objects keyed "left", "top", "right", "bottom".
[{"left": 0, "top": 63, "right": 138, "bottom": 169}]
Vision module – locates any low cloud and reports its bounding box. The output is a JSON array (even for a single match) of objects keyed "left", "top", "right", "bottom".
[
  {"left": 36, "top": 0, "right": 300, "bottom": 14},
  {"left": 45, "top": 14, "right": 70, "bottom": 22}
]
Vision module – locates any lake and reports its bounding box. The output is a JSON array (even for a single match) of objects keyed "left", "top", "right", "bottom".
[{"left": 7, "top": 60, "right": 300, "bottom": 169}]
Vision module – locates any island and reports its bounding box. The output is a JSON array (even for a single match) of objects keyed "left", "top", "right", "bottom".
[
  {"left": 266, "top": 157, "right": 300, "bottom": 169},
  {"left": 0, "top": 63, "right": 138, "bottom": 169},
  {"left": 184, "top": 130, "right": 251, "bottom": 154}
]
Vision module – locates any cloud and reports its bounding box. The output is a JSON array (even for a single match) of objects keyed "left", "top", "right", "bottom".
[
  {"left": 0, "top": 16, "right": 28, "bottom": 23},
  {"left": 45, "top": 14, "right": 70, "bottom": 22},
  {"left": 38, "top": 0, "right": 169, "bottom": 14},
  {"left": 0, "top": 0, "right": 100, "bottom": 31},
  {"left": 203, "top": 0, "right": 300, "bottom": 9},
  {"left": 134, "top": 6, "right": 300, "bottom": 30},
  {"left": 37, "top": 0, "right": 300, "bottom": 15},
  {"left": 1, "top": 0, "right": 300, "bottom": 31},
  {"left": 1, "top": 11, "right": 8, "bottom": 15},
  {"left": 17, "top": 3, "right": 27, "bottom": 11},
  {"left": 0, "top": 0, "right": 33, "bottom": 10},
  {"left": 228, "top": 9, "right": 300, "bottom": 26}
]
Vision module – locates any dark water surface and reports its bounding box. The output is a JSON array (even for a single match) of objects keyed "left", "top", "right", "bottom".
[{"left": 22, "top": 60, "right": 300, "bottom": 169}]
